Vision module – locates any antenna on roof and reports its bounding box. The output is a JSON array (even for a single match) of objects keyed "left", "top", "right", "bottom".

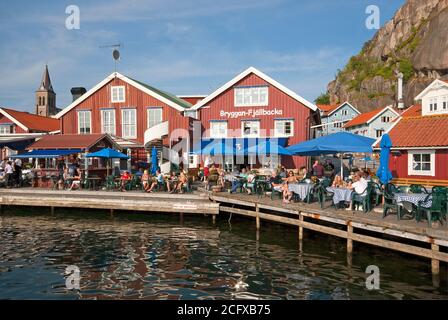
[{"left": 99, "top": 43, "right": 123, "bottom": 74}]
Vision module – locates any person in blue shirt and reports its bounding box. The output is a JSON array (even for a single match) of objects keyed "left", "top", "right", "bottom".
[{"left": 147, "top": 170, "right": 164, "bottom": 193}]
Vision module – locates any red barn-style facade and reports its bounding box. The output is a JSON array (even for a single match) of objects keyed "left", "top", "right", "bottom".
[
  {"left": 191, "top": 67, "right": 320, "bottom": 169},
  {"left": 55, "top": 72, "right": 193, "bottom": 172}
]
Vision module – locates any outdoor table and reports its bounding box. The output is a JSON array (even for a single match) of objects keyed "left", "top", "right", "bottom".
[
  {"left": 394, "top": 193, "right": 432, "bottom": 209},
  {"left": 327, "top": 187, "right": 353, "bottom": 205},
  {"left": 288, "top": 183, "right": 313, "bottom": 201}
]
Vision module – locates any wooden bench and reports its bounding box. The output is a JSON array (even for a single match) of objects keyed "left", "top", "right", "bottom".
[{"left": 391, "top": 178, "right": 448, "bottom": 188}]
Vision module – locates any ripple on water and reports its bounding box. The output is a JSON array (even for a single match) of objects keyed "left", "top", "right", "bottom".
[{"left": 0, "top": 211, "right": 446, "bottom": 300}]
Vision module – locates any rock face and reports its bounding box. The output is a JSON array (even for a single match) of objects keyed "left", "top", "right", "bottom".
[{"left": 327, "top": 0, "right": 448, "bottom": 112}]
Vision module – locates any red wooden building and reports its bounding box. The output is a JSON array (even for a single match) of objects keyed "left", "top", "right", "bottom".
[
  {"left": 378, "top": 79, "right": 448, "bottom": 184},
  {"left": 55, "top": 72, "right": 193, "bottom": 172},
  {"left": 0, "top": 107, "right": 60, "bottom": 160},
  {"left": 190, "top": 67, "right": 320, "bottom": 169}
]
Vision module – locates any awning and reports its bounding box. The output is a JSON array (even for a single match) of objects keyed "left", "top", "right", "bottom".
[
  {"left": 192, "top": 138, "right": 288, "bottom": 156},
  {"left": 286, "top": 132, "right": 375, "bottom": 156},
  {"left": 10, "top": 149, "right": 82, "bottom": 159}
]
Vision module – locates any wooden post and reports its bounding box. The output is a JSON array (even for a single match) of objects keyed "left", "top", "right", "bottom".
[
  {"left": 298, "top": 214, "right": 304, "bottom": 241},
  {"left": 212, "top": 215, "right": 216, "bottom": 225},
  {"left": 256, "top": 229, "right": 260, "bottom": 242},
  {"left": 255, "top": 204, "right": 260, "bottom": 230},
  {"left": 50, "top": 206, "right": 55, "bottom": 215},
  {"left": 110, "top": 209, "right": 114, "bottom": 218},
  {"left": 431, "top": 244, "right": 440, "bottom": 275},
  {"left": 347, "top": 222, "right": 353, "bottom": 254},
  {"left": 180, "top": 212, "right": 184, "bottom": 225}
]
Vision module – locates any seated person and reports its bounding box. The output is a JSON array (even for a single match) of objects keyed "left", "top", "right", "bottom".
[
  {"left": 299, "top": 166, "right": 311, "bottom": 181},
  {"left": 245, "top": 172, "right": 257, "bottom": 195},
  {"left": 282, "top": 171, "right": 299, "bottom": 203},
  {"left": 58, "top": 168, "right": 70, "bottom": 190},
  {"left": 347, "top": 172, "right": 368, "bottom": 210},
  {"left": 174, "top": 171, "right": 188, "bottom": 194},
  {"left": 68, "top": 168, "right": 81, "bottom": 191},
  {"left": 230, "top": 168, "right": 248, "bottom": 193},
  {"left": 147, "top": 170, "right": 164, "bottom": 193},
  {"left": 332, "top": 175, "right": 346, "bottom": 188},
  {"left": 141, "top": 170, "right": 150, "bottom": 191},
  {"left": 167, "top": 171, "right": 178, "bottom": 193},
  {"left": 217, "top": 167, "right": 226, "bottom": 189},
  {"left": 120, "top": 171, "right": 132, "bottom": 192}
]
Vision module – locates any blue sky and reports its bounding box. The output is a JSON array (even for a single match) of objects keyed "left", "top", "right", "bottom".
[{"left": 0, "top": 0, "right": 405, "bottom": 112}]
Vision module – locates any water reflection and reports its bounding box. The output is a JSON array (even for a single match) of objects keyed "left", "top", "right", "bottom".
[{"left": 0, "top": 209, "right": 446, "bottom": 300}]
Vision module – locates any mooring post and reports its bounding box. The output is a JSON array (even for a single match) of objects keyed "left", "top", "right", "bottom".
[
  {"left": 180, "top": 212, "right": 184, "bottom": 225},
  {"left": 110, "top": 209, "right": 114, "bottom": 218},
  {"left": 298, "top": 213, "right": 304, "bottom": 241},
  {"left": 431, "top": 244, "right": 440, "bottom": 275},
  {"left": 212, "top": 214, "right": 216, "bottom": 225},
  {"left": 255, "top": 204, "right": 260, "bottom": 230},
  {"left": 50, "top": 206, "right": 55, "bottom": 215},
  {"left": 347, "top": 222, "right": 353, "bottom": 254}
]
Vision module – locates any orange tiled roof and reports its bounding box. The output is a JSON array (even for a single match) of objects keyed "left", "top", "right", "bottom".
[
  {"left": 344, "top": 107, "right": 385, "bottom": 128},
  {"left": 1, "top": 108, "right": 60, "bottom": 132},
  {"left": 387, "top": 114, "right": 448, "bottom": 148},
  {"left": 317, "top": 104, "right": 338, "bottom": 112},
  {"left": 401, "top": 104, "right": 422, "bottom": 118},
  {"left": 28, "top": 134, "right": 110, "bottom": 150}
]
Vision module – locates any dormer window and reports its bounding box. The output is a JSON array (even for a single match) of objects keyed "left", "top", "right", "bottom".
[
  {"left": 429, "top": 97, "right": 438, "bottom": 112},
  {"left": 111, "top": 86, "right": 125, "bottom": 103}
]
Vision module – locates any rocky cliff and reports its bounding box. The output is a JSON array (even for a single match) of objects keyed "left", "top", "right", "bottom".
[{"left": 327, "top": 0, "right": 448, "bottom": 112}]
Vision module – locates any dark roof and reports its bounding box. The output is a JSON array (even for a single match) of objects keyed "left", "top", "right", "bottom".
[
  {"left": 28, "top": 134, "right": 115, "bottom": 150},
  {"left": 130, "top": 77, "right": 192, "bottom": 109},
  {"left": 37, "top": 65, "right": 54, "bottom": 92}
]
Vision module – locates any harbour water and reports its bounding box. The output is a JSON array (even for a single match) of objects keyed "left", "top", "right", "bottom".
[{"left": 0, "top": 208, "right": 446, "bottom": 300}]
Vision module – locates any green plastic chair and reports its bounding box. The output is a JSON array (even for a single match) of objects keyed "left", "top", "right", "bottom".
[
  {"left": 416, "top": 189, "right": 447, "bottom": 227},
  {"left": 351, "top": 182, "right": 373, "bottom": 213},
  {"left": 410, "top": 184, "right": 428, "bottom": 194},
  {"left": 383, "top": 183, "right": 402, "bottom": 219},
  {"left": 318, "top": 184, "right": 335, "bottom": 209},
  {"left": 105, "top": 175, "right": 116, "bottom": 191}
]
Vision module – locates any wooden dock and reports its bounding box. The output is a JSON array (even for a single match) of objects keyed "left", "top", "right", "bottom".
[
  {"left": 207, "top": 191, "right": 448, "bottom": 276},
  {"left": 0, "top": 188, "right": 219, "bottom": 215},
  {"left": 0, "top": 186, "right": 447, "bottom": 278}
]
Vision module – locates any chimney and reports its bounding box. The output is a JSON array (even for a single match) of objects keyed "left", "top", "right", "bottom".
[
  {"left": 70, "top": 87, "right": 87, "bottom": 102},
  {"left": 397, "top": 73, "right": 404, "bottom": 109}
]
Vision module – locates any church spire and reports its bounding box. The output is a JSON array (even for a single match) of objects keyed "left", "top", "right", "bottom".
[
  {"left": 35, "top": 64, "right": 57, "bottom": 116},
  {"left": 38, "top": 64, "right": 54, "bottom": 92}
]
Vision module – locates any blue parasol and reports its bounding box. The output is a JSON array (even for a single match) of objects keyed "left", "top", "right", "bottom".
[
  {"left": 151, "top": 146, "right": 159, "bottom": 175},
  {"left": 376, "top": 134, "right": 393, "bottom": 185}
]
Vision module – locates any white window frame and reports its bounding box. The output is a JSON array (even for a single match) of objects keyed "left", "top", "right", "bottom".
[
  {"left": 241, "top": 120, "right": 260, "bottom": 138},
  {"left": 234, "top": 86, "right": 268, "bottom": 107},
  {"left": 188, "top": 154, "right": 199, "bottom": 167},
  {"left": 429, "top": 97, "right": 438, "bottom": 112},
  {"left": 147, "top": 108, "right": 163, "bottom": 129},
  {"left": 442, "top": 95, "right": 448, "bottom": 110},
  {"left": 121, "top": 108, "right": 137, "bottom": 139},
  {"left": 0, "top": 124, "right": 13, "bottom": 134},
  {"left": 77, "top": 110, "right": 91, "bottom": 134},
  {"left": 184, "top": 110, "right": 198, "bottom": 119},
  {"left": 381, "top": 116, "right": 391, "bottom": 123},
  {"left": 375, "top": 129, "right": 384, "bottom": 138},
  {"left": 274, "top": 119, "right": 294, "bottom": 137},
  {"left": 101, "top": 109, "right": 116, "bottom": 135},
  {"left": 210, "top": 121, "right": 228, "bottom": 138},
  {"left": 111, "top": 86, "right": 125, "bottom": 103},
  {"left": 408, "top": 150, "right": 435, "bottom": 177}
]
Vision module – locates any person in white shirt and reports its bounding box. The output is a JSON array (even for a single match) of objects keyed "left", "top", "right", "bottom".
[
  {"left": 347, "top": 172, "right": 368, "bottom": 210},
  {"left": 4, "top": 161, "right": 14, "bottom": 188}
]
